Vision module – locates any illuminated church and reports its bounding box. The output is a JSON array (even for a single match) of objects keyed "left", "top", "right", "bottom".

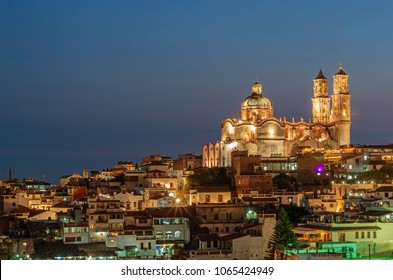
[{"left": 203, "top": 66, "right": 351, "bottom": 167}]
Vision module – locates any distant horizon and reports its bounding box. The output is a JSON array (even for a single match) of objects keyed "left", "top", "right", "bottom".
[{"left": 2, "top": 1, "right": 393, "bottom": 184}]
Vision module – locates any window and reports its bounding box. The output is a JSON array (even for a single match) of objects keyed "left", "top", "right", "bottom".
[
  {"left": 367, "top": 232, "right": 371, "bottom": 239},
  {"left": 218, "top": 194, "right": 223, "bottom": 203},
  {"left": 205, "top": 195, "right": 210, "bottom": 203},
  {"left": 213, "top": 213, "right": 219, "bottom": 220},
  {"left": 174, "top": 231, "right": 182, "bottom": 239},
  {"left": 165, "top": 231, "right": 173, "bottom": 239},
  {"left": 65, "top": 237, "right": 76, "bottom": 243},
  {"left": 355, "top": 232, "right": 359, "bottom": 239},
  {"left": 140, "top": 242, "right": 144, "bottom": 249},
  {"left": 156, "top": 231, "right": 163, "bottom": 239},
  {"left": 148, "top": 242, "right": 151, "bottom": 250},
  {"left": 361, "top": 232, "right": 365, "bottom": 239},
  {"left": 288, "top": 197, "right": 293, "bottom": 204},
  {"left": 373, "top": 232, "right": 377, "bottom": 238}
]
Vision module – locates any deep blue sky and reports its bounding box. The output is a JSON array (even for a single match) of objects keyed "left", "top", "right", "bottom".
[{"left": 1, "top": 1, "right": 393, "bottom": 183}]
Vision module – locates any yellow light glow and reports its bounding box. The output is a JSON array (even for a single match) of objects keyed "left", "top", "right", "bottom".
[
  {"left": 269, "top": 128, "right": 274, "bottom": 136},
  {"left": 228, "top": 141, "right": 238, "bottom": 149},
  {"left": 228, "top": 125, "right": 234, "bottom": 134},
  {"left": 250, "top": 125, "right": 256, "bottom": 133}
]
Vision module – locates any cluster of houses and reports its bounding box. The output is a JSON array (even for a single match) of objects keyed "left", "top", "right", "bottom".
[{"left": 1, "top": 149, "right": 393, "bottom": 260}]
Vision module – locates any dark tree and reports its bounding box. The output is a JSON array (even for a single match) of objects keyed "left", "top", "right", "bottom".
[
  {"left": 273, "top": 173, "right": 295, "bottom": 190},
  {"left": 185, "top": 167, "right": 230, "bottom": 189},
  {"left": 266, "top": 208, "right": 299, "bottom": 260}
]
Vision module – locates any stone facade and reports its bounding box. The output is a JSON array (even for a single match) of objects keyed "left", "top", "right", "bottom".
[{"left": 203, "top": 66, "right": 351, "bottom": 168}]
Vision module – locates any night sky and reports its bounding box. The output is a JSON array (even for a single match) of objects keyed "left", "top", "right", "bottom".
[{"left": 1, "top": 1, "right": 393, "bottom": 183}]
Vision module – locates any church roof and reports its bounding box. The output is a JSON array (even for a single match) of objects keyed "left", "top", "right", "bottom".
[
  {"left": 335, "top": 65, "right": 347, "bottom": 75},
  {"left": 241, "top": 93, "right": 273, "bottom": 109},
  {"left": 315, "top": 70, "right": 326, "bottom": 80}
]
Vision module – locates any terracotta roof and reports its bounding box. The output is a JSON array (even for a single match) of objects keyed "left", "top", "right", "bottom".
[
  {"left": 125, "top": 210, "right": 151, "bottom": 218},
  {"left": 146, "top": 206, "right": 196, "bottom": 219},
  {"left": 195, "top": 185, "right": 231, "bottom": 193},
  {"left": 219, "top": 233, "right": 248, "bottom": 241},
  {"left": 123, "top": 225, "right": 154, "bottom": 231},
  {"left": 241, "top": 196, "right": 278, "bottom": 202},
  {"left": 297, "top": 224, "right": 381, "bottom": 231},
  {"left": 51, "top": 203, "right": 73, "bottom": 208},
  {"left": 91, "top": 210, "right": 124, "bottom": 215},
  {"left": 375, "top": 186, "right": 393, "bottom": 192},
  {"left": 358, "top": 209, "right": 392, "bottom": 217},
  {"left": 195, "top": 233, "right": 220, "bottom": 242},
  {"left": 241, "top": 223, "right": 263, "bottom": 231}
]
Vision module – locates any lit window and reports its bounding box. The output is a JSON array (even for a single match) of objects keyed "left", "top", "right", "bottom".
[{"left": 174, "top": 231, "right": 182, "bottom": 239}]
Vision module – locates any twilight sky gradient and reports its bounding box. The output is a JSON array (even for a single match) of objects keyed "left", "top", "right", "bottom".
[{"left": 1, "top": 1, "right": 393, "bottom": 183}]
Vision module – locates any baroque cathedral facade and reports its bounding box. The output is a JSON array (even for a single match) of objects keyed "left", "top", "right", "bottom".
[{"left": 203, "top": 66, "right": 351, "bottom": 167}]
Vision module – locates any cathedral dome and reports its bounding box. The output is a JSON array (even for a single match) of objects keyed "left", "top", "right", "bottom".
[
  {"left": 240, "top": 81, "right": 274, "bottom": 121},
  {"left": 241, "top": 92, "right": 273, "bottom": 110}
]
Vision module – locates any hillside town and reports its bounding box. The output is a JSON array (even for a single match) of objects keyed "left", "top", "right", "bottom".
[{"left": 1, "top": 146, "right": 393, "bottom": 260}]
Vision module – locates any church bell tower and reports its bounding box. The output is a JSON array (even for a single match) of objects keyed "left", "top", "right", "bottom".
[
  {"left": 331, "top": 65, "right": 351, "bottom": 146},
  {"left": 312, "top": 70, "right": 330, "bottom": 123}
]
